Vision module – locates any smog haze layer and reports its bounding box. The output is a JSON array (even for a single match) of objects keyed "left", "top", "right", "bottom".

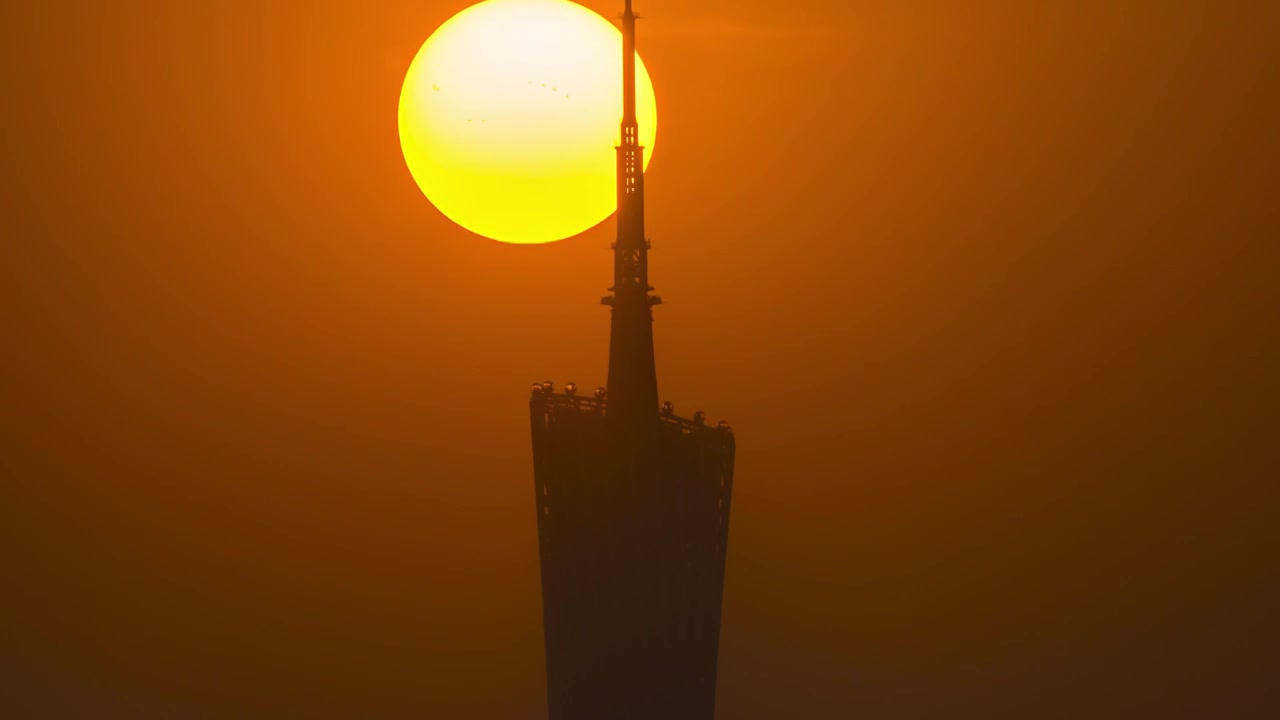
[{"left": 3, "top": 0, "right": 1277, "bottom": 717}]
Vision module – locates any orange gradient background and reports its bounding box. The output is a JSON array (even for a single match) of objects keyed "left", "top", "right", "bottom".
[{"left": 3, "top": 1, "right": 1278, "bottom": 718}]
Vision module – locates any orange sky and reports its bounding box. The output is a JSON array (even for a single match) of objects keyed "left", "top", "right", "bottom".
[{"left": 3, "top": 1, "right": 1278, "bottom": 717}]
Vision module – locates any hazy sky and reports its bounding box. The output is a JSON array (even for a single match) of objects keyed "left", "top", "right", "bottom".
[{"left": 4, "top": 1, "right": 1278, "bottom": 717}]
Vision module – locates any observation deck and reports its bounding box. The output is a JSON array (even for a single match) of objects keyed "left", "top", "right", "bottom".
[
  {"left": 529, "top": 382, "right": 733, "bottom": 437},
  {"left": 528, "top": 378, "right": 736, "bottom": 718}
]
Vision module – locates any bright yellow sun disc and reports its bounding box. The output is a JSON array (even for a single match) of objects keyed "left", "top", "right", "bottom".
[{"left": 399, "top": 0, "right": 657, "bottom": 244}]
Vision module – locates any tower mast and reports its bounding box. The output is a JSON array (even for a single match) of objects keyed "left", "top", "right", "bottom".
[
  {"left": 603, "top": 0, "right": 661, "bottom": 433},
  {"left": 529, "top": 6, "right": 738, "bottom": 717}
]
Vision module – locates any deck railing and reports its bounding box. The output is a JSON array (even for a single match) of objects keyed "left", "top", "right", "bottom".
[{"left": 530, "top": 388, "right": 732, "bottom": 435}]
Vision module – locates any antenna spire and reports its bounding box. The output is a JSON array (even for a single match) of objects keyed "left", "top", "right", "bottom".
[{"left": 603, "top": 0, "right": 660, "bottom": 432}]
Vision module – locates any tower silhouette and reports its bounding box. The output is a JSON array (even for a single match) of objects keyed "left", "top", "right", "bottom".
[{"left": 528, "top": 2, "right": 736, "bottom": 718}]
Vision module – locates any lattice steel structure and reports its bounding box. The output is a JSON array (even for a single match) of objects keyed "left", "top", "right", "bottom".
[{"left": 527, "top": 3, "right": 737, "bottom": 718}]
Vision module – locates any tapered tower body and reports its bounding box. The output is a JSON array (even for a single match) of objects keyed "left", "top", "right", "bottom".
[{"left": 528, "top": 3, "right": 737, "bottom": 718}]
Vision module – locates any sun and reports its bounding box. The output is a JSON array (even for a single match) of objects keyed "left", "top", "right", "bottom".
[{"left": 398, "top": 0, "right": 658, "bottom": 245}]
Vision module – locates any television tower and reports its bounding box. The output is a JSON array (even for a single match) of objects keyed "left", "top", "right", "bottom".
[{"left": 528, "top": 3, "right": 737, "bottom": 718}]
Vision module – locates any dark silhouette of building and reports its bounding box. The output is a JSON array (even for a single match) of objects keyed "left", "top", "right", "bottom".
[{"left": 528, "top": 2, "right": 736, "bottom": 718}]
